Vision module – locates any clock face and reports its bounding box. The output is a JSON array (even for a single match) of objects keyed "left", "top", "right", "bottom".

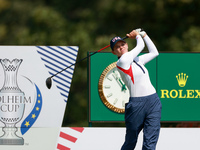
[{"left": 98, "top": 62, "right": 130, "bottom": 113}]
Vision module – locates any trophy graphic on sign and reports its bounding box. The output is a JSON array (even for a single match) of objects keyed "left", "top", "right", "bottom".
[{"left": 0, "top": 59, "right": 25, "bottom": 145}]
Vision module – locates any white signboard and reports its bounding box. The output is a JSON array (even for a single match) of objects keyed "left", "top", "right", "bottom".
[
  {"left": 0, "top": 46, "right": 78, "bottom": 149},
  {"left": 57, "top": 128, "right": 200, "bottom": 150}
]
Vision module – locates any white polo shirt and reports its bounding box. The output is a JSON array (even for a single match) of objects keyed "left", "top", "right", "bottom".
[{"left": 117, "top": 35, "right": 159, "bottom": 97}]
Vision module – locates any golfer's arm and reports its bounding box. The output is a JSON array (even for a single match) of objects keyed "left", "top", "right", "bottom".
[{"left": 139, "top": 35, "right": 159, "bottom": 65}]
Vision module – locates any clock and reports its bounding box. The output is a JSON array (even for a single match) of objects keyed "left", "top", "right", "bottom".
[{"left": 98, "top": 62, "right": 130, "bottom": 113}]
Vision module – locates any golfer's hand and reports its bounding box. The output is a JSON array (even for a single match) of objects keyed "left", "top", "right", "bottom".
[
  {"left": 135, "top": 28, "right": 147, "bottom": 38},
  {"left": 139, "top": 31, "right": 146, "bottom": 38},
  {"left": 126, "top": 30, "right": 139, "bottom": 39}
]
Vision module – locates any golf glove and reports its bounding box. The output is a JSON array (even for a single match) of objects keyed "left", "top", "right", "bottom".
[
  {"left": 135, "top": 28, "right": 142, "bottom": 32},
  {"left": 135, "top": 28, "right": 146, "bottom": 38}
]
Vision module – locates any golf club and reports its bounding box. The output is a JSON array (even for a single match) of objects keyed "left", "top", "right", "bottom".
[{"left": 46, "top": 36, "right": 129, "bottom": 89}]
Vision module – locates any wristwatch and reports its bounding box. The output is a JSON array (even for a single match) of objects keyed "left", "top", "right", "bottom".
[{"left": 98, "top": 62, "right": 129, "bottom": 113}]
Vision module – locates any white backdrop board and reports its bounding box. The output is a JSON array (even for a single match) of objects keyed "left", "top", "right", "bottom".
[
  {"left": 57, "top": 128, "right": 200, "bottom": 150},
  {"left": 0, "top": 46, "right": 78, "bottom": 149}
]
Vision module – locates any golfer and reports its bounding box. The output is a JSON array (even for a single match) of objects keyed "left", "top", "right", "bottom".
[{"left": 110, "top": 29, "right": 162, "bottom": 150}]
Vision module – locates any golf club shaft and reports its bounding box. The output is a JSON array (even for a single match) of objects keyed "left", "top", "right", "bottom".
[{"left": 50, "top": 36, "right": 128, "bottom": 79}]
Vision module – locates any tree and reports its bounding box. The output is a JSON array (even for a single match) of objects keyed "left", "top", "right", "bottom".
[{"left": 0, "top": 0, "right": 200, "bottom": 127}]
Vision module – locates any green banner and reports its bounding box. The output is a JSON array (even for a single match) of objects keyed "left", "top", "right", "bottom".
[
  {"left": 157, "top": 53, "right": 200, "bottom": 121},
  {"left": 88, "top": 52, "right": 200, "bottom": 122}
]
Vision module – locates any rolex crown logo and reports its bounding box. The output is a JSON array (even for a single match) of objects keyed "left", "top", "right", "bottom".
[{"left": 176, "top": 73, "right": 188, "bottom": 87}]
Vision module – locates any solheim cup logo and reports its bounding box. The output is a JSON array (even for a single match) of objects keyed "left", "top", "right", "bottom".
[{"left": 0, "top": 59, "right": 25, "bottom": 145}]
